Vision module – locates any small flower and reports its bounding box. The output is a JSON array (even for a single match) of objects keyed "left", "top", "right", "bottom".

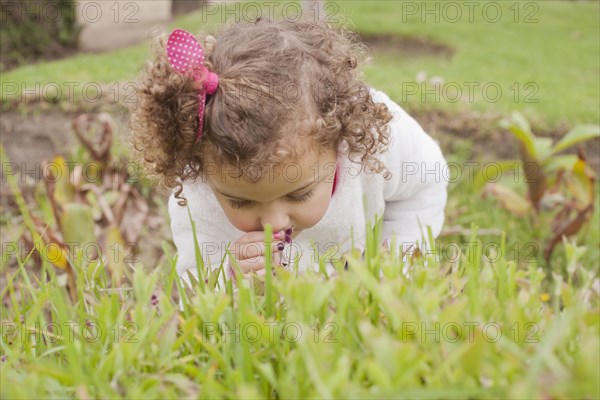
[
  {"left": 1, "top": 355, "right": 7, "bottom": 362},
  {"left": 284, "top": 227, "right": 293, "bottom": 244},
  {"left": 150, "top": 293, "right": 159, "bottom": 306},
  {"left": 540, "top": 293, "right": 551, "bottom": 302}
]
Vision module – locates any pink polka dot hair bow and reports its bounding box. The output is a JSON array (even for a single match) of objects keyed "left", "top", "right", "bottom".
[{"left": 167, "top": 28, "right": 219, "bottom": 141}]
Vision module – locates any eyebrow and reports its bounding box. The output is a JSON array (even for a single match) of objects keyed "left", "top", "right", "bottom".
[{"left": 216, "top": 176, "right": 320, "bottom": 201}]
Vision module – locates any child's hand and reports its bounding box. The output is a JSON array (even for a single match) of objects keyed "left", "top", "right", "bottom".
[{"left": 229, "top": 231, "right": 285, "bottom": 279}]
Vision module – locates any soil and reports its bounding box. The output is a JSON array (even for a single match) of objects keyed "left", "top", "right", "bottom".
[{"left": 361, "top": 33, "right": 455, "bottom": 59}]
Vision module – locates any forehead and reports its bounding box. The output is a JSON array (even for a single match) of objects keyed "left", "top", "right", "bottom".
[{"left": 206, "top": 146, "right": 336, "bottom": 200}]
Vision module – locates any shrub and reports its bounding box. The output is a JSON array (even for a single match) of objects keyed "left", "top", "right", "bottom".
[{"left": 0, "top": 0, "right": 81, "bottom": 72}]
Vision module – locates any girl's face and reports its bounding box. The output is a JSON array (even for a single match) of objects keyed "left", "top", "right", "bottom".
[{"left": 206, "top": 147, "right": 338, "bottom": 239}]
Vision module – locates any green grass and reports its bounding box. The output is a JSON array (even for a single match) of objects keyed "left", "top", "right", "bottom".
[
  {"left": 2, "top": 212, "right": 598, "bottom": 398},
  {"left": 341, "top": 0, "right": 600, "bottom": 126},
  {"left": 1, "top": 137, "right": 599, "bottom": 398},
  {"left": 2, "top": 1, "right": 598, "bottom": 126}
]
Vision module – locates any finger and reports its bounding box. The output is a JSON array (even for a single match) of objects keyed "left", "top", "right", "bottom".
[
  {"left": 235, "top": 241, "right": 284, "bottom": 261},
  {"left": 272, "top": 251, "right": 282, "bottom": 266},
  {"left": 238, "top": 269, "right": 263, "bottom": 284},
  {"left": 235, "top": 231, "right": 280, "bottom": 245},
  {"left": 238, "top": 256, "right": 266, "bottom": 274},
  {"left": 238, "top": 257, "right": 281, "bottom": 273},
  {"left": 251, "top": 268, "right": 276, "bottom": 278},
  {"left": 238, "top": 253, "right": 283, "bottom": 274}
]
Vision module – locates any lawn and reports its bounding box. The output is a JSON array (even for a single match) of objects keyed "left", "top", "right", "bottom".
[
  {"left": 2, "top": 1, "right": 598, "bottom": 127},
  {"left": 1, "top": 1, "right": 599, "bottom": 398},
  {"left": 341, "top": 0, "right": 599, "bottom": 126}
]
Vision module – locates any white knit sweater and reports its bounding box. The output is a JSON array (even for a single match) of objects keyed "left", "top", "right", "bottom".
[{"left": 168, "top": 88, "right": 448, "bottom": 285}]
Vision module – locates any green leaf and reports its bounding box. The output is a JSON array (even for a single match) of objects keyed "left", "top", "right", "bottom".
[
  {"left": 532, "top": 137, "right": 554, "bottom": 163},
  {"left": 52, "top": 156, "right": 75, "bottom": 204},
  {"left": 551, "top": 125, "right": 600, "bottom": 155},
  {"left": 543, "top": 154, "right": 578, "bottom": 173},
  {"left": 59, "top": 203, "right": 96, "bottom": 246},
  {"left": 263, "top": 224, "right": 274, "bottom": 318},
  {"left": 255, "top": 362, "right": 277, "bottom": 387},
  {"left": 501, "top": 112, "right": 536, "bottom": 158},
  {"left": 472, "top": 160, "right": 521, "bottom": 193},
  {"left": 105, "top": 226, "right": 127, "bottom": 286},
  {"left": 484, "top": 183, "right": 531, "bottom": 217},
  {"left": 567, "top": 158, "right": 596, "bottom": 207}
]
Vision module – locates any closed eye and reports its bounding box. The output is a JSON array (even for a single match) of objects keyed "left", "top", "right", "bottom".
[
  {"left": 290, "top": 189, "right": 314, "bottom": 203},
  {"left": 227, "top": 189, "right": 315, "bottom": 209},
  {"left": 227, "top": 199, "right": 251, "bottom": 209}
]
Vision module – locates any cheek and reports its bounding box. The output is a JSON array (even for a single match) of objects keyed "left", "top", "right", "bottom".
[
  {"left": 295, "top": 189, "right": 332, "bottom": 227},
  {"left": 226, "top": 210, "right": 257, "bottom": 232},
  {"left": 218, "top": 201, "right": 257, "bottom": 233}
]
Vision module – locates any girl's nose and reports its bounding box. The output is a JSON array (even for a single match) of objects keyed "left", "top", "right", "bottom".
[{"left": 260, "top": 213, "right": 290, "bottom": 235}]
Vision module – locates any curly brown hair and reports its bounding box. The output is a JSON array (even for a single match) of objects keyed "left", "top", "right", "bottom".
[{"left": 128, "top": 18, "right": 393, "bottom": 206}]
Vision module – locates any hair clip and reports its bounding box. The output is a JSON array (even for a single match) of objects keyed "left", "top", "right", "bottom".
[{"left": 167, "top": 28, "right": 219, "bottom": 141}]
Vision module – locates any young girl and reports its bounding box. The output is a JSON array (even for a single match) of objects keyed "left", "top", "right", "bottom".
[{"left": 129, "top": 18, "right": 448, "bottom": 288}]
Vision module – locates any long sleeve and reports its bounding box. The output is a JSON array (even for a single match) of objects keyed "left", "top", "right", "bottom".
[
  {"left": 168, "top": 180, "right": 234, "bottom": 289},
  {"left": 375, "top": 92, "right": 448, "bottom": 253}
]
